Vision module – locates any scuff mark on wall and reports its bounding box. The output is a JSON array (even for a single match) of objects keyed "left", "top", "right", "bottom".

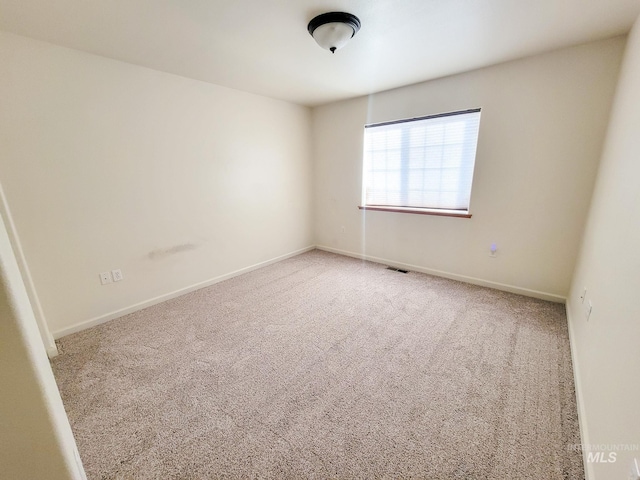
[{"left": 148, "top": 243, "right": 197, "bottom": 260}]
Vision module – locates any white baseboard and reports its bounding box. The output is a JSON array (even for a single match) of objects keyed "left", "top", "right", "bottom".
[
  {"left": 565, "top": 300, "right": 592, "bottom": 480},
  {"left": 316, "top": 245, "right": 567, "bottom": 303},
  {"left": 52, "top": 246, "right": 315, "bottom": 339},
  {"left": 47, "top": 345, "right": 60, "bottom": 358}
]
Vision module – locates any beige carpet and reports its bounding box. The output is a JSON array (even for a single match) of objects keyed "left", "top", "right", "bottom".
[{"left": 51, "top": 250, "right": 584, "bottom": 479}]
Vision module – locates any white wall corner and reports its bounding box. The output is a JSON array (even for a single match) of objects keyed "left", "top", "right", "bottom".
[
  {"left": 565, "top": 300, "right": 593, "bottom": 480},
  {"left": 0, "top": 182, "right": 57, "bottom": 357}
]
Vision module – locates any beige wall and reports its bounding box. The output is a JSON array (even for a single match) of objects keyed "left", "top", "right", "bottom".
[
  {"left": 0, "top": 211, "right": 85, "bottom": 479},
  {"left": 0, "top": 32, "right": 313, "bottom": 336},
  {"left": 312, "top": 37, "right": 625, "bottom": 300},
  {"left": 567, "top": 16, "right": 640, "bottom": 480}
]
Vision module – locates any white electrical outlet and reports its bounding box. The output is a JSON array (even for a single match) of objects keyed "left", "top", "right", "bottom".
[
  {"left": 580, "top": 288, "right": 587, "bottom": 303},
  {"left": 112, "top": 269, "right": 123, "bottom": 282},
  {"left": 99, "top": 272, "right": 112, "bottom": 285}
]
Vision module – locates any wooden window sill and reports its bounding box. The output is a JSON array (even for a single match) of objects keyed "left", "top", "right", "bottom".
[{"left": 358, "top": 205, "right": 472, "bottom": 218}]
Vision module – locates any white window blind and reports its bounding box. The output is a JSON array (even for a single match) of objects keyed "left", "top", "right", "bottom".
[{"left": 362, "top": 109, "right": 481, "bottom": 212}]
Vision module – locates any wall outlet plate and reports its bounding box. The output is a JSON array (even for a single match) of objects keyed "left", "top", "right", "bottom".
[
  {"left": 99, "top": 272, "right": 112, "bottom": 285},
  {"left": 112, "top": 269, "right": 123, "bottom": 282}
]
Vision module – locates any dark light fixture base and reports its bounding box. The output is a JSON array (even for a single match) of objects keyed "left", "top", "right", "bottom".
[{"left": 307, "top": 12, "right": 361, "bottom": 37}]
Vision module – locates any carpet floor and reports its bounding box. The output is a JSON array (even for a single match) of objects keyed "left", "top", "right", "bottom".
[{"left": 51, "top": 250, "right": 584, "bottom": 479}]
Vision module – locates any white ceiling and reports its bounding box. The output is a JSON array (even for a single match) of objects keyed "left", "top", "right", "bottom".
[{"left": 1, "top": 0, "right": 639, "bottom": 106}]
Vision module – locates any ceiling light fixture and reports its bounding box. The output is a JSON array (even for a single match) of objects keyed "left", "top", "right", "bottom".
[{"left": 307, "top": 12, "right": 361, "bottom": 54}]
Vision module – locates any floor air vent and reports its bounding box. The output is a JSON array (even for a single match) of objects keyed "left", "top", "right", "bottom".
[{"left": 386, "top": 266, "right": 409, "bottom": 274}]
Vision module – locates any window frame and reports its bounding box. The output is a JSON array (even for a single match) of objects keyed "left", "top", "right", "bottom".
[{"left": 360, "top": 108, "right": 481, "bottom": 218}]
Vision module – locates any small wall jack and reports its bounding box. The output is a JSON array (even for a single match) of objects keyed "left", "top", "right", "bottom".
[
  {"left": 99, "top": 271, "right": 112, "bottom": 285},
  {"left": 489, "top": 243, "right": 497, "bottom": 258}
]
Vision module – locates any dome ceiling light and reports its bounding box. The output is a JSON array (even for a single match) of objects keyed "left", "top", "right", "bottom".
[{"left": 307, "top": 12, "right": 361, "bottom": 54}]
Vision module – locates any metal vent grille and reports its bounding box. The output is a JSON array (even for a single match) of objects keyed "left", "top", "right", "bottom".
[{"left": 386, "top": 266, "right": 409, "bottom": 274}]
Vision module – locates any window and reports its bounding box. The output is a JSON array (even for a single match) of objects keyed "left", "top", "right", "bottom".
[{"left": 361, "top": 108, "right": 481, "bottom": 217}]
